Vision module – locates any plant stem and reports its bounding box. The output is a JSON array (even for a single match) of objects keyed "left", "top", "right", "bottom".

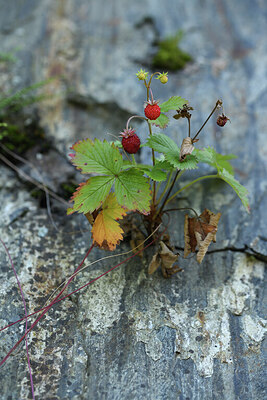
[
  {"left": 126, "top": 115, "right": 147, "bottom": 130},
  {"left": 156, "top": 169, "right": 181, "bottom": 217},
  {"left": 145, "top": 77, "right": 157, "bottom": 210},
  {"left": 164, "top": 174, "right": 219, "bottom": 207},
  {"left": 131, "top": 154, "right": 136, "bottom": 165},
  {"left": 156, "top": 170, "right": 173, "bottom": 204},
  {"left": 192, "top": 100, "right": 222, "bottom": 141},
  {"left": 147, "top": 120, "right": 156, "bottom": 207},
  {"left": 146, "top": 72, "right": 161, "bottom": 90},
  {"left": 188, "top": 117, "right": 191, "bottom": 137}
]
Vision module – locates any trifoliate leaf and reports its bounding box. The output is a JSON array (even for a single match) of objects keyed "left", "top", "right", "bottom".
[
  {"left": 67, "top": 176, "right": 114, "bottom": 215},
  {"left": 150, "top": 113, "right": 169, "bottom": 129},
  {"left": 91, "top": 193, "right": 127, "bottom": 251},
  {"left": 160, "top": 96, "right": 188, "bottom": 113},
  {"left": 70, "top": 139, "right": 123, "bottom": 175},
  {"left": 115, "top": 169, "right": 151, "bottom": 214},
  {"left": 217, "top": 167, "right": 250, "bottom": 212},
  {"left": 194, "top": 146, "right": 236, "bottom": 175}
]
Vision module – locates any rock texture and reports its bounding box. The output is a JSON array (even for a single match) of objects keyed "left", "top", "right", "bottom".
[{"left": 0, "top": 1, "right": 266, "bottom": 399}]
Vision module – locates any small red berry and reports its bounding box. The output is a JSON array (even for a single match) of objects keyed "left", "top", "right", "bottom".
[
  {"left": 144, "top": 103, "right": 161, "bottom": 120},
  {"left": 217, "top": 114, "right": 230, "bottom": 127},
  {"left": 120, "top": 128, "right": 141, "bottom": 154}
]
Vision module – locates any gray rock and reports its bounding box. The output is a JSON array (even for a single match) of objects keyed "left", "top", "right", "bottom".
[{"left": 0, "top": 0, "right": 266, "bottom": 399}]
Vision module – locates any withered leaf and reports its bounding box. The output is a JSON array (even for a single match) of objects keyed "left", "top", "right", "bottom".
[
  {"left": 179, "top": 137, "right": 199, "bottom": 161},
  {"left": 148, "top": 253, "right": 161, "bottom": 275},
  {"left": 130, "top": 222, "right": 145, "bottom": 258},
  {"left": 148, "top": 241, "right": 180, "bottom": 278},
  {"left": 91, "top": 193, "right": 127, "bottom": 251},
  {"left": 184, "top": 209, "right": 221, "bottom": 263}
]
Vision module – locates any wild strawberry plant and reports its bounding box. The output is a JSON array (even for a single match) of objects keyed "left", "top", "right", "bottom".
[{"left": 67, "top": 70, "right": 249, "bottom": 275}]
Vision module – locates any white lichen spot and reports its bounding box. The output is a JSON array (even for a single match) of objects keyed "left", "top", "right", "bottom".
[
  {"left": 77, "top": 267, "right": 125, "bottom": 334},
  {"left": 38, "top": 226, "right": 48, "bottom": 237},
  {"left": 242, "top": 315, "right": 267, "bottom": 345}
]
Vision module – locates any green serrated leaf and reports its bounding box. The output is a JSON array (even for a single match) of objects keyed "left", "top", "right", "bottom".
[
  {"left": 215, "top": 153, "right": 237, "bottom": 175},
  {"left": 160, "top": 96, "right": 188, "bottom": 112},
  {"left": 150, "top": 113, "right": 169, "bottom": 129},
  {"left": 145, "top": 167, "right": 167, "bottom": 182},
  {"left": 194, "top": 147, "right": 216, "bottom": 164},
  {"left": 218, "top": 167, "right": 250, "bottom": 212},
  {"left": 146, "top": 133, "right": 198, "bottom": 170},
  {"left": 146, "top": 133, "right": 179, "bottom": 154},
  {"left": 112, "top": 140, "right": 122, "bottom": 148},
  {"left": 155, "top": 159, "right": 174, "bottom": 171},
  {"left": 67, "top": 176, "right": 114, "bottom": 214},
  {"left": 115, "top": 169, "right": 151, "bottom": 214},
  {"left": 194, "top": 146, "right": 236, "bottom": 175},
  {"left": 70, "top": 139, "right": 123, "bottom": 175},
  {"left": 166, "top": 153, "right": 199, "bottom": 170},
  {"left": 121, "top": 162, "right": 152, "bottom": 171}
]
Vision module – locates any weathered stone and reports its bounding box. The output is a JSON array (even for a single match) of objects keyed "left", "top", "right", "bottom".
[{"left": 0, "top": 1, "right": 266, "bottom": 399}]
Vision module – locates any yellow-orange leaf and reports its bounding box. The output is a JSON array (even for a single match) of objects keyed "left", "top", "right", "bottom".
[{"left": 91, "top": 193, "right": 127, "bottom": 251}]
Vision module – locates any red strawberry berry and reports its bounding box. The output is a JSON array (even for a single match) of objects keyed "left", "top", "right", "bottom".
[
  {"left": 120, "top": 128, "right": 141, "bottom": 154},
  {"left": 144, "top": 103, "right": 161, "bottom": 120}
]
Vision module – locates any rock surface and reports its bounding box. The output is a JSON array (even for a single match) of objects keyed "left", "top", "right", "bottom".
[{"left": 0, "top": 1, "right": 266, "bottom": 399}]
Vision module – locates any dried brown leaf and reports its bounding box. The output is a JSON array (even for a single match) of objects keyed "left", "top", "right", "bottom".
[
  {"left": 159, "top": 241, "right": 180, "bottom": 278},
  {"left": 184, "top": 209, "right": 221, "bottom": 263},
  {"left": 148, "top": 253, "right": 161, "bottom": 275},
  {"left": 179, "top": 137, "right": 195, "bottom": 161},
  {"left": 148, "top": 241, "right": 180, "bottom": 277}
]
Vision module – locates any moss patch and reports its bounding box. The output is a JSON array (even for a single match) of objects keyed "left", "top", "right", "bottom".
[{"left": 153, "top": 31, "right": 192, "bottom": 71}]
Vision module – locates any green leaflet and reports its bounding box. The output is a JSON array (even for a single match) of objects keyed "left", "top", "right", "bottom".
[
  {"left": 167, "top": 153, "right": 198, "bottom": 170},
  {"left": 115, "top": 169, "right": 151, "bottom": 214},
  {"left": 146, "top": 133, "right": 198, "bottom": 170},
  {"left": 217, "top": 167, "right": 250, "bottom": 212},
  {"left": 67, "top": 176, "right": 114, "bottom": 214},
  {"left": 155, "top": 159, "right": 174, "bottom": 171},
  {"left": 150, "top": 113, "right": 169, "bottom": 129},
  {"left": 216, "top": 153, "right": 237, "bottom": 175},
  {"left": 70, "top": 139, "right": 123, "bottom": 175},
  {"left": 194, "top": 146, "right": 236, "bottom": 175},
  {"left": 160, "top": 96, "right": 187, "bottom": 112},
  {"left": 144, "top": 167, "right": 167, "bottom": 182},
  {"left": 146, "top": 133, "right": 179, "bottom": 154},
  {"left": 122, "top": 162, "right": 168, "bottom": 182}
]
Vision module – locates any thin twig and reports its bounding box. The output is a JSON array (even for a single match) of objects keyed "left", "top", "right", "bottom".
[{"left": 192, "top": 100, "right": 222, "bottom": 141}]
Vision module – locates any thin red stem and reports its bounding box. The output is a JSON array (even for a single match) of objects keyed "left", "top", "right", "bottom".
[
  {"left": 0, "top": 225, "right": 168, "bottom": 335},
  {"left": 0, "top": 243, "right": 94, "bottom": 367}
]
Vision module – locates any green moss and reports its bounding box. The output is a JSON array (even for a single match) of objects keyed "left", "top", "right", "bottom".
[
  {"left": 0, "top": 51, "right": 17, "bottom": 63},
  {"left": 0, "top": 117, "right": 47, "bottom": 154},
  {"left": 152, "top": 31, "right": 192, "bottom": 71}
]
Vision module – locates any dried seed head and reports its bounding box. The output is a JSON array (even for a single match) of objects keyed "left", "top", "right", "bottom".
[
  {"left": 217, "top": 113, "right": 230, "bottom": 127},
  {"left": 173, "top": 104, "right": 194, "bottom": 120}
]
